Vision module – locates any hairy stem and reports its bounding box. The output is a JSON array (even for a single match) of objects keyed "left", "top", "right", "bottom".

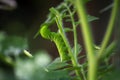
[
  {"left": 53, "top": 8, "right": 82, "bottom": 79},
  {"left": 64, "top": 3, "right": 78, "bottom": 64},
  {"left": 64, "top": 3, "right": 83, "bottom": 79}
]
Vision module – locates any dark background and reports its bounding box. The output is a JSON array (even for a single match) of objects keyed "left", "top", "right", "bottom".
[{"left": 0, "top": 0, "right": 112, "bottom": 58}]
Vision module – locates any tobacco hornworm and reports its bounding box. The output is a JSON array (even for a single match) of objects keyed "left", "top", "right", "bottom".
[
  {"left": 39, "top": 1, "right": 74, "bottom": 62},
  {"left": 40, "top": 24, "right": 69, "bottom": 62},
  {"left": 40, "top": 24, "right": 69, "bottom": 61},
  {"left": 39, "top": 2, "right": 72, "bottom": 62}
]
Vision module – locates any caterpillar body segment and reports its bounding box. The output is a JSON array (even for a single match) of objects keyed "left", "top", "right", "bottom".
[
  {"left": 40, "top": 24, "right": 52, "bottom": 40},
  {"left": 53, "top": 33, "right": 69, "bottom": 61},
  {"left": 40, "top": 24, "right": 69, "bottom": 62}
]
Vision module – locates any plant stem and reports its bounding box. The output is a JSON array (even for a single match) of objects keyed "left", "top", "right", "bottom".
[
  {"left": 64, "top": 3, "right": 78, "bottom": 64},
  {"left": 98, "top": 0, "right": 120, "bottom": 59},
  {"left": 64, "top": 4, "right": 84, "bottom": 79},
  {"left": 55, "top": 10, "right": 82, "bottom": 79},
  {"left": 74, "top": 0, "right": 97, "bottom": 80},
  {"left": 102, "top": 41, "right": 116, "bottom": 59}
]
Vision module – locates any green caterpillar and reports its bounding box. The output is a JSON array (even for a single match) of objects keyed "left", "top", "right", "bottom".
[{"left": 40, "top": 24, "right": 69, "bottom": 62}]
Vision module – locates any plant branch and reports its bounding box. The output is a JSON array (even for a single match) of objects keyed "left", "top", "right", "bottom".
[
  {"left": 102, "top": 41, "right": 117, "bottom": 59},
  {"left": 98, "top": 0, "right": 120, "bottom": 59},
  {"left": 64, "top": 4, "right": 84, "bottom": 79},
  {"left": 64, "top": 3, "right": 78, "bottom": 64},
  {"left": 50, "top": 8, "right": 82, "bottom": 79},
  {"left": 74, "top": 0, "right": 97, "bottom": 80}
]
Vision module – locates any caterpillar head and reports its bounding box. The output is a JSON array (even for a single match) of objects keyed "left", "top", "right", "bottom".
[{"left": 40, "top": 24, "right": 51, "bottom": 39}]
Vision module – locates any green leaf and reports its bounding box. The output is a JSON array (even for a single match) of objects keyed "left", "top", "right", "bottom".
[
  {"left": 87, "top": 15, "right": 99, "bottom": 22},
  {"left": 75, "top": 15, "right": 99, "bottom": 27},
  {"left": 78, "top": 55, "right": 86, "bottom": 60},
  {"left": 64, "top": 28, "right": 73, "bottom": 32},
  {"left": 72, "top": 44, "right": 82, "bottom": 56},
  {"left": 46, "top": 57, "right": 69, "bottom": 71},
  {"left": 44, "top": 69, "right": 71, "bottom": 80}
]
